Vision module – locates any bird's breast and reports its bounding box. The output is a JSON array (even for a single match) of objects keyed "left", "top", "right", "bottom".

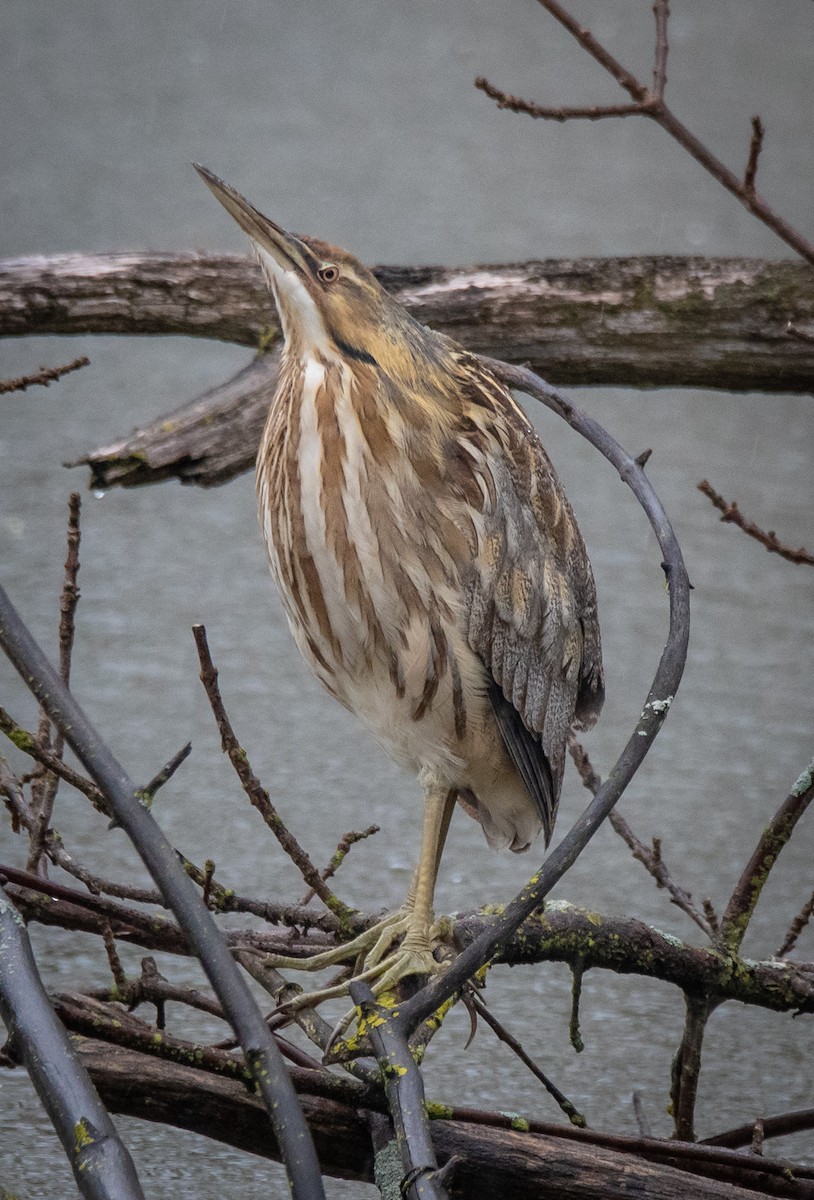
[{"left": 255, "top": 352, "right": 480, "bottom": 756}]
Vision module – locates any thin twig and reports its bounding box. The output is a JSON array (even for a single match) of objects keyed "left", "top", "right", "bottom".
[
  {"left": 0, "top": 705, "right": 108, "bottom": 814},
  {"left": 192, "top": 623, "right": 353, "bottom": 928},
  {"left": 0, "top": 355, "right": 90, "bottom": 395},
  {"left": 140, "top": 742, "right": 192, "bottom": 801},
  {"left": 652, "top": 0, "right": 669, "bottom": 100},
  {"left": 705, "top": 1107, "right": 814, "bottom": 1150},
  {"left": 475, "top": 78, "right": 644, "bottom": 121},
  {"left": 632, "top": 1091, "right": 653, "bottom": 1139},
  {"left": 744, "top": 116, "right": 765, "bottom": 195},
  {"left": 476, "top": 0, "right": 814, "bottom": 264},
  {"left": 776, "top": 887, "right": 814, "bottom": 958},
  {"left": 299, "top": 824, "right": 379, "bottom": 906},
  {"left": 28, "top": 494, "right": 83, "bottom": 872},
  {"left": 719, "top": 760, "right": 814, "bottom": 955},
  {"left": 102, "top": 923, "right": 128, "bottom": 995},
  {"left": 568, "top": 735, "right": 715, "bottom": 939},
  {"left": 698, "top": 479, "right": 814, "bottom": 565},
  {"left": 469, "top": 993, "right": 587, "bottom": 1127}
]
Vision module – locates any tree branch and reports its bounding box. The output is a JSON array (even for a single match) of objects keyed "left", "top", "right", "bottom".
[
  {"left": 719, "top": 761, "right": 814, "bottom": 955},
  {"left": 476, "top": 1, "right": 814, "bottom": 263},
  {"left": 0, "top": 585, "right": 327, "bottom": 1200},
  {"left": 0, "top": 354, "right": 89, "bottom": 395},
  {"left": 698, "top": 481, "right": 814, "bottom": 566},
  {"left": 0, "top": 888, "right": 145, "bottom": 1200}
]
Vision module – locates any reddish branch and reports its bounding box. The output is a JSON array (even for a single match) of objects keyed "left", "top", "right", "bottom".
[
  {"left": 476, "top": 0, "right": 814, "bottom": 264},
  {"left": 0, "top": 354, "right": 90, "bottom": 395},
  {"left": 698, "top": 480, "right": 814, "bottom": 566}
]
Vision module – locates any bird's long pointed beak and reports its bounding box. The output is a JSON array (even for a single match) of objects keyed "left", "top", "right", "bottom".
[{"left": 193, "top": 163, "right": 311, "bottom": 275}]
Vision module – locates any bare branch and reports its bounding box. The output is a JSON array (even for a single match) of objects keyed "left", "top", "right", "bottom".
[
  {"left": 475, "top": 77, "right": 645, "bottom": 121},
  {"left": 705, "top": 1107, "right": 814, "bottom": 1150},
  {"left": 349, "top": 981, "right": 448, "bottom": 1200},
  {"left": 719, "top": 761, "right": 814, "bottom": 955},
  {"left": 776, "top": 887, "right": 814, "bottom": 959},
  {"left": 744, "top": 116, "right": 765, "bottom": 194},
  {"left": 475, "top": 2, "right": 814, "bottom": 264},
  {"left": 568, "top": 735, "right": 715, "bottom": 938},
  {"left": 468, "top": 993, "right": 587, "bottom": 1127},
  {"left": 299, "top": 824, "right": 380, "bottom": 906},
  {"left": 698, "top": 480, "right": 814, "bottom": 566},
  {"left": 0, "top": 888, "right": 145, "bottom": 1199},
  {"left": 28, "top": 493, "right": 83, "bottom": 872},
  {"left": 671, "top": 994, "right": 714, "bottom": 1142},
  {"left": 0, "top": 355, "right": 90, "bottom": 395},
  {"left": 192, "top": 623, "right": 356, "bottom": 931}
]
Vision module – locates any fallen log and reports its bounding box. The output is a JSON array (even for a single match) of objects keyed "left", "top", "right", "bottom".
[
  {"left": 75, "top": 1040, "right": 811, "bottom": 1199},
  {"left": 0, "top": 252, "right": 811, "bottom": 489}
]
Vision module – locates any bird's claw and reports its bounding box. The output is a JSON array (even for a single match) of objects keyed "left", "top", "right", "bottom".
[{"left": 265, "top": 909, "right": 451, "bottom": 1025}]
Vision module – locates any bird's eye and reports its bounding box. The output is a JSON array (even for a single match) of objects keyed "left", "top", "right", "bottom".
[{"left": 318, "top": 264, "right": 339, "bottom": 284}]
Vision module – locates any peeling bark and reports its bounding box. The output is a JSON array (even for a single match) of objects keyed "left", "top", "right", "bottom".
[{"left": 1, "top": 251, "right": 812, "bottom": 489}]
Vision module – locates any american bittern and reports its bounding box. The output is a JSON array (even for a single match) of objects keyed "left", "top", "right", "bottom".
[{"left": 196, "top": 165, "right": 604, "bottom": 1000}]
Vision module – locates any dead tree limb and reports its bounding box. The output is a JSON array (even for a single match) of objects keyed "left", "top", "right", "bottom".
[{"left": 75, "top": 1041, "right": 811, "bottom": 1199}]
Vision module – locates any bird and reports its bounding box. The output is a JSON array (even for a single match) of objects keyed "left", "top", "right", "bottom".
[{"left": 195, "top": 164, "right": 604, "bottom": 1000}]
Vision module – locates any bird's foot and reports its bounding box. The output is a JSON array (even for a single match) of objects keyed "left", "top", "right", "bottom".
[{"left": 265, "top": 910, "right": 452, "bottom": 1016}]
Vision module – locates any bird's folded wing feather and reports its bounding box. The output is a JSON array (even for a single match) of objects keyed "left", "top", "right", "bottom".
[{"left": 453, "top": 365, "right": 604, "bottom": 841}]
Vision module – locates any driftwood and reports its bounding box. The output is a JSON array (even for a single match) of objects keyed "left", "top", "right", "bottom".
[
  {"left": 0, "top": 251, "right": 812, "bottom": 489},
  {"left": 75, "top": 1041, "right": 811, "bottom": 1200}
]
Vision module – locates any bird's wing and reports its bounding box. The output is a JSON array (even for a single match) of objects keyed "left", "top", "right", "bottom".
[{"left": 451, "top": 358, "right": 604, "bottom": 842}]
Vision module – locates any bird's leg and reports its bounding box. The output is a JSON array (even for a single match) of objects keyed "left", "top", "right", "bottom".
[{"left": 269, "top": 778, "right": 456, "bottom": 1013}]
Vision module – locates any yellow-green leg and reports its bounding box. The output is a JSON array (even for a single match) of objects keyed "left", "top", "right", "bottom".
[{"left": 267, "top": 773, "right": 457, "bottom": 1011}]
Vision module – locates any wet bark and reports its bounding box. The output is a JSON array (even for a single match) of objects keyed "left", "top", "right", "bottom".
[
  {"left": 1, "top": 251, "right": 811, "bottom": 489},
  {"left": 76, "top": 1041, "right": 802, "bottom": 1199}
]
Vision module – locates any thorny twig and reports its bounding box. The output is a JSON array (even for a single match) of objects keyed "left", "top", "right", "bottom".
[
  {"left": 567, "top": 734, "right": 715, "bottom": 938},
  {"left": 0, "top": 355, "right": 90, "bottom": 395},
  {"left": 476, "top": 0, "right": 814, "bottom": 264},
  {"left": 698, "top": 479, "right": 814, "bottom": 566}
]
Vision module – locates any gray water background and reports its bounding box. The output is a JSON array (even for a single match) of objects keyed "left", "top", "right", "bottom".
[{"left": 1, "top": 2, "right": 812, "bottom": 1195}]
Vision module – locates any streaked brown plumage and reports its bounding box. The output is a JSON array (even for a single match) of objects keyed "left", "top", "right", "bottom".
[{"left": 196, "top": 165, "right": 604, "bottom": 996}]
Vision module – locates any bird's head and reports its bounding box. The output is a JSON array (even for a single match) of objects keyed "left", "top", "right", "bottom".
[{"left": 194, "top": 164, "right": 419, "bottom": 373}]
